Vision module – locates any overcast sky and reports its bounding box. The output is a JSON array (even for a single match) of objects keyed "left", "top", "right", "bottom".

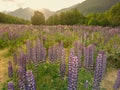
[{"left": 0, "top": 0, "right": 85, "bottom": 11}]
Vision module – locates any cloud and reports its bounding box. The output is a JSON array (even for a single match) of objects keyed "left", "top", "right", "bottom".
[
  {"left": 2, "top": 0, "right": 25, "bottom": 8},
  {"left": 2, "top": 0, "right": 15, "bottom": 2},
  {"left": 17, "top": 3, "right": 25, "bottom": 8}
]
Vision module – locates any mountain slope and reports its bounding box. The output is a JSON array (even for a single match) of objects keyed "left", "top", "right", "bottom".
[
  {"left": 6, "top": 0, "right": 120, "bottom": 20},
  {"left": 0, "top": 12, "right": 30, "bottom": 24},
  {"left": 8, "top": 8, "right": 34, "bottom": 20},
  {"left": 56, "top": 0, "right": 120, "bottom": 15},
  {"left": 8, "top": 8, "right": 55, "bottom": 20}
]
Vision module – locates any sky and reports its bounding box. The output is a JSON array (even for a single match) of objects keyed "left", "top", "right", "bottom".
[{"left": 0, "top": 0, "right": 85, "bottom": 11}]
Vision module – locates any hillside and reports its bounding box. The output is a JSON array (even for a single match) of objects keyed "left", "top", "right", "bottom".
[
  {"left": 4, "top": 0, "right": 120, "bottom": 20},
  {"left": 0, "top": 12, "right": 30, "bottom": 24},
  {"left": 8, "top": 8, "right": 54, "bottom": 20},
  {"left": 8, "top": 8, "right": 34, "bottom": 21},
  {"left": 56, "top": 0, "right": 120, "bottom": 15}
]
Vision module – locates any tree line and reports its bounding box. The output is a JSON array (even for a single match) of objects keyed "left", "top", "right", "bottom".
[
  {"left": 0, "top": 2, "right": 119, "bottom": 26},
  {"left": 0, "top": 12, "right": 30, "bottom": 24},
  {"left": 31, "top": 2, "right": 120, "bottom": 27}
]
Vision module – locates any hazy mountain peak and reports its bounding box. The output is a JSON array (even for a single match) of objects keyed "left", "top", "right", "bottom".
[
  {"left": 5, "top": 0, "right": 120, "bottom": 20},
  {"left": 7, "top": 7, "right": 55, "bottom": 20}
]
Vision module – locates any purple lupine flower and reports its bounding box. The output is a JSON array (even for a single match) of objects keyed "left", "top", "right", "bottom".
[
  {"left": 83, "top": 44, "right": 95, "bottom": 70},
  {"left": 48, "top": 43, "right": 64, "bottom": 63},
  {"left": 57, "top": 42, "right": 64, "bottom": 60},
  {"left": 26, "top": 70, "right": 36, "bottom": 90},
  {"left": 68, "top": 49, "right": 75, "bottom": 73},
  {"left": 68, "top": 56, "right": 79, "bottom": 90},
  {"left": 18, "top": 51, "right": 27, "bottom": 75},
  {"left": 68, "top": 48, "right": 75, "bottom": 71},
  {"left": 87, "top": 44, "right": 95, "bottom": 70},
  {"left": 102, "top": 52, "right": 107, "bottom": 77},
  {"left": 32, "top": 46, "right": 38, "bottom": 65},
  {"left": 42, "top": 47, "right": 46, "bottom": 62},
  {"left": 18, "top": 67, "right": 26, "bottom": 90},
  {"left": 113, "top": 70, "right": 120, "bottom": 90},
  {"left": 73, "top": 41, "right": 82, "bottom": 69},
  {"left": 83, "top": 46, "right": 89, "bottom": 70},
  {"left": 36, "top": 39, "right": 46, "bottom": 63},
  {"left": 26, "top": 40, "right": 32, "bottom": 61},
  {"left": 8, "top": 61, "right": 13, "bottom": 78},
  {"left": 13, "top": 53, "right": 17, "bottom": 65},
  {"left": 8, "top": 81, "right": 14, "bottom": 90},
  {"left": 52, "top": 45, "right": 58, "bottom": 62},
  {"left": 92, "top": 51, "right": 107, "bottom": 90},
  {"left": 76, "top": 49, "right": 82, "bottom": 68},
  {"left": 36, "top": 39, "right": 42, "bottom": 63},
  {"left": 60, "top": 49, "right": 66, "bottom": 79}
]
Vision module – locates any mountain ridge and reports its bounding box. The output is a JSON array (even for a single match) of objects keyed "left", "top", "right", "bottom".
[
  {"left": 7, "top": 7, "right": 55, "bottom": 20},
  {"left": 3, "top": 0, "right": 120, "bottom": 20},
  {"left": 56, "top": 0, "right": 120, "bottom": 15}
]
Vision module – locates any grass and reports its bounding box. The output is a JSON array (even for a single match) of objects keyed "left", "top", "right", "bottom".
[
  {"left": 0, "top": 49, "right": 12, "bottom": 90},
  {"left": 101, "top": 68, "right": 118, "bottom": 90}
]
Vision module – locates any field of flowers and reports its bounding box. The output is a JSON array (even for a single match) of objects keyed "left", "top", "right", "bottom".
[{"left": 0, "top": 24, "right": 120, "bottom": 90}]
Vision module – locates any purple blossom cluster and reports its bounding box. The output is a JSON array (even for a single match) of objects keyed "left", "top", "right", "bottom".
[
  {"left": 73, "top": 41, "right": 83, "bottom": 68},
  {"left": 35, "top": 39, "right": 46, "bottom": 63},
  {"left": 92, "top": 51, "right": 107, "bottom": 90},
  {"left": 8, "top": 61, "right": 13, "bottom": 78},
  {"left": 26, "top": 39, "right": 46, "bottom": 64},
  {"left": 68, "top": 49, "right": 79, "bottom": 90},
  {"left": 18, "top": 67, "right": 26, "bottom": 90},
  {"left": 3, "top": 24, "right": 119, "bottom": 90},
  {"left": 83, "top": 44, "right": 95, "bottom": 70},
  {"left": 26, "top": 40, "right": 33, "bottom": 61},
  {"left": 8, "top": 81, "right": 14, "bottom": 90},
  {"left": 113, "top": 70, "right": 120, "bottom": 90},
  {"left": 26, "top": 70, "right": 36, "bottom": 90},
  {"left": 48, "top": 43, "right": 63, "bottom": 63},
  {"left": 17, "top": 52, "right": 36, "bottom": 90},
  {"left": 60, "top": 49, "right": 66, "bottom": 78},
  {"left": 31, "top": 46, "right": 38, "bottom": 65},
  {"left": 13, "top": 53, "right": 17, "bottom": 65},
  {"left": 0, "top": 25, "right": 30, "bottom": 41},
  {"left": 17, "top": 51, "right": 27, "bottom": 76}
]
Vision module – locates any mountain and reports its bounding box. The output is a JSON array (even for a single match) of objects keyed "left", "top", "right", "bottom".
[
  {"left": 0, "top": 12, "right": 30, "bottom": 24},
  {"left": 8, "top": 8, "right": 34, "bottom": 20},
  {"left": 38, "top": 8, "right": 55, "bottom": 19},
  {"left": 5, "top": 0, "right": 120, "bottom": 20},
  {"left": 56, "top": 0, "right": 120, "bottom": 15},
  {"left": 7, "top": 8, "right": 55, "bottom": 20}
]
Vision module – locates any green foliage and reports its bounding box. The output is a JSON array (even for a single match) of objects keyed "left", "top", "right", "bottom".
[
  {"left": 28, "top": 63, "right": 68, "bottom": 90},
  {"left": 61, "top": 9, "right": 85, "bottom": 25},
  {"left": 108, "top": 51, "right": 120, "bottom": 68},
  {"left": 86, "top": 2, "right": 120, "bottom": 27},
  {"left": 46, "top": 9, "right": 85, "bottom": 25},
  {"left": 46, "top": 2, "right": 120, "bottom": 27},
  {"left": 46, "top": 14, "right": 60, "bottom": 25},
  {"left": 31, "top": 11, "right": 45, "bottom": 25},
  {"left": 86, "top": 13, "right": 110, "bottom": 26},
  {"left": 77, "top": 68, "right": 93, "bottom": 90},
  {"left": 107, "top": 2, "right": 120, "bottom": 26},
  {"left": 0, "top": 12, "right": 30, "bottom": 24}
]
